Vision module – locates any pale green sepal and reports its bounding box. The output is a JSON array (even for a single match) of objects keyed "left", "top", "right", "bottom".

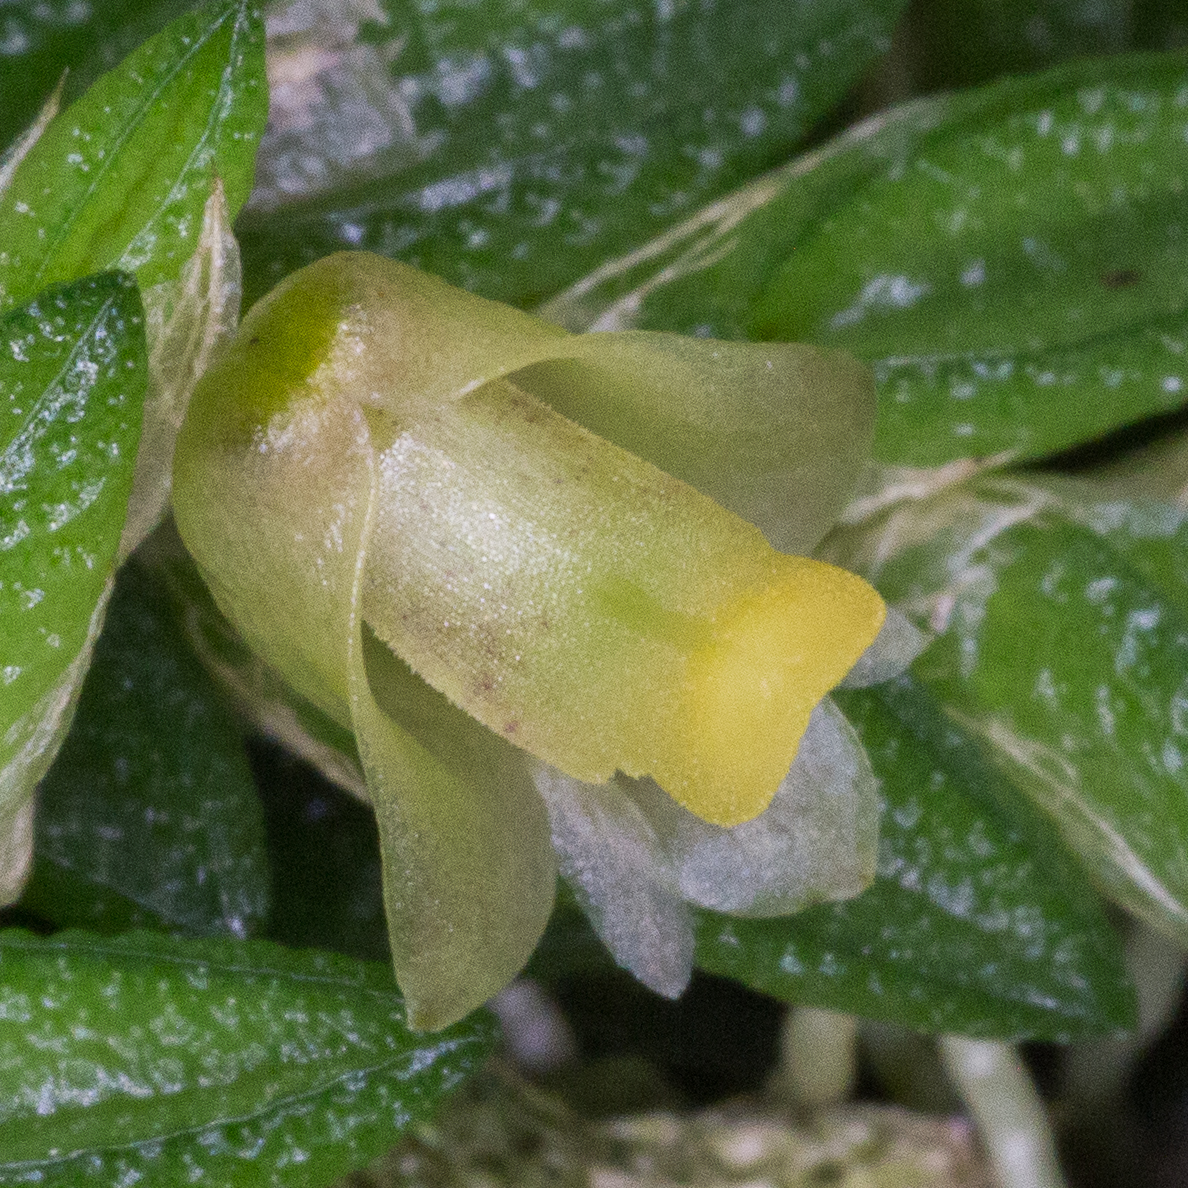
[
  {"left": 252, "top": 254, "right": 876, "bottom": 558},
  {"left": 122, "top": 182, "right": 242, "bottom": 557},
  {"left": 174, "top": 295, "right": 558, "bottom": 1027},
  {"left": 285, "top": 252, "right": 570, "bottom": 418},
  {"left": 629, "top": 698, "right": 879, "bottom": 918},
  {"left": 532, "top": 762, "right": 695, "bottom": 999},
  {"left": 173, "top": 342, "right": 375, "bottom": 727},
  {"left": 516, "top": 332, "right": 876, "bottom": 554},
  {"left": 359, "top": 636, "right": 557, "bottom": 1031}
]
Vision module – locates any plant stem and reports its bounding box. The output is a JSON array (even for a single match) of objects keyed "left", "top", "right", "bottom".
[
  {"left": 772, "top": 1006, "right": 858, "bottom": 1109},
  {"left": 939, "top": 1036, "right": 1066, "bottom": 1188}
]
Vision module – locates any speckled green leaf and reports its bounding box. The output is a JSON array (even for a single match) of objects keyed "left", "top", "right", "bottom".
[
  {"left": 0, "top": 0, "right": 265, "bottom": 310},
  {"left": 237, "top": 0, "right": 907, "bottom": 308},
  {"left": 18, "top": 557, "right": 269, "bottom": 938},
  {"left": 0, "top": 272, "right": 146, "bottom": 901},
  {"left": 544, "top": 53, "right": 1188, "bottom": 466},
  {"left": 0, "top": 929, "right": 495, "bottom": 1186},
  {"left": 695, "top": 675, "right": 1133, "bottom": 1041},
  {"left": 825, "top": 473, "right": 1188, "bottom": 946},
  {"left": 0, "top": 0, "right": 192, "bottom": 153}
]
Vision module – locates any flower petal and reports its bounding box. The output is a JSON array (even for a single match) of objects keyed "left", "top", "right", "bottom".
[
  {"left": 533, "top": 763, "right": 694, "bottom": 999},
  {"left": 628, "top": 698, "right": 878, "bottom": 917},
  {"left": 358, "top": 634, "right": 556, "bottom": 1030},
  {"left": 516, "top": 331, "right": 875, "bottom": 554},
  {"left": 173, "top": 261, "right": 557, "bottom": 1028},
  {"left": 363, "top": 366, "right": 884, "bottom": 826}
]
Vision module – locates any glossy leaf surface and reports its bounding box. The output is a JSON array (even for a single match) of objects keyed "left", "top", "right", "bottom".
[
  {"left": 0, "top": 0, "right": 266, "bottom": 310},
  {"left": 695, "top": 676, "right": 1134, "bottom": 1040},
  {"left": 237, "top": 0, "right": 908, "bottom": 307},
  {"left": 826, "top": 474, "right": 1188, "bottom": 946},
  {"left": 0, "top": 273, "right": 146, "bottom": 899},
  {"left": 20, "top": 558, "right": 269, "bottom": 938},
  {"left": 545, "top": 53, "right": 1188, "bottom": 467},
  {"left": 0, "top": 930, "right": 495, "bottom": 1185}
]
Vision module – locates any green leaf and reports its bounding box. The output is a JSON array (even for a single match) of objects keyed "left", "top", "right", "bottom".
[
  {"left": 826, "top": 474, "right": 1188, "bottom": 946},
  {"left": 0, "top": 929, "right": 495, "bottom": 1185},
  {"left": 252, "top": 742, "right": 390, "bottom": 963},
  {"left": 18, "top": 557, "right": 269, "bottom": 939},
  {"left": 0, "top": 0, "right": 266, "bottom": 310},
  {"left": 1134, "top": 0, "right": 1188, "bottom": 51},
  {"left": 237, "top": 0, "right": 908, "bottom": 308},
  {"left": 695, "top": 675, "right": 1135, "bottom": 1041},
  {"left": 0, "top": 0, "right": 192, "bottom": 153},
  {"left": 0, "top": 271, "right": 146, "bottom": 902},
  {"left": 907, "top": 0, "right": 1132, "bottom": 91},
  {"left": 543, "top": 53, "right": 1188, "bottom": 467}
]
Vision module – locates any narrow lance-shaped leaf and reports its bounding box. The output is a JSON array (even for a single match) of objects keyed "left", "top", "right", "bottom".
[
  {"left": 237, "top": 0, "right": 909, "bottom": 307},
  {"left": 0, "top": 272, "right": 146, "bottom": 904},
  {"left": 0, "top": 0, "right": 265, "bottom": 309},
  {"left": 544, "top": 52, "right": 1188, "bottom": 468},
  {"left": 19, "top": 556, "right": 269, "bottom": 939},
  {"left": 172, "top": 251, "right": 884, "bottom": 1025},
  {"left": 824, "top": 473, "right": 1188, "bottom": 945},
  {"left": 0, "top": 0, "right": 265, "bottom": 551},
  {"left": 0, "top": 930, "right": 495, "bottom": 1186}
]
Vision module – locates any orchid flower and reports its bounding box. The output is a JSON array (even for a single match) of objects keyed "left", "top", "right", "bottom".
[{"left": 172, "top": 251, "right": 919, "bottom": 1028}]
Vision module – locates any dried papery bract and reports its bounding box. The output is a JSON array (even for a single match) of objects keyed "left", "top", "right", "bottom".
[{"left": 174, "top": 251, "right": 885, "bottom": 1023}]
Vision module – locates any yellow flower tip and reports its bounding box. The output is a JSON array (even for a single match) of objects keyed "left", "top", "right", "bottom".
[{"left": 661, "top": 559, "right": 886, "bottom": 827}]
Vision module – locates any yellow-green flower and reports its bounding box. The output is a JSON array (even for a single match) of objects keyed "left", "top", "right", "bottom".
[{"left": 173, "top": 251, "right": 912, "bottom": 1027}]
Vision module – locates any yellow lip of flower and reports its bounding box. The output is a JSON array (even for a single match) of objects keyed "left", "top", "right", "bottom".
[{"left": 672, "top": 562, "right": 886, "bottom": 826}]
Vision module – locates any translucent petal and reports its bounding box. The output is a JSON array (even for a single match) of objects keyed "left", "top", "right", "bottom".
[
  {"left": 840, "top": 606, "right": 930, "bottom": 689},
  {"left": 359, "top": 635, "right": 556, "bottom": 1030},
  {"left": 533, "top": 764, "right": 694, "bottom": 999},
  {"left": 628, "top": 698, "right": 878, "bottom": 917},
  {"left": 363, "top": 368, "right": 884, "bottom": 827},
  {"left": 174, "top": 263, "right": 557, "bottom": 1027},
  {"left": 517, "top": 331, "right": 875, "bottom": 554}
]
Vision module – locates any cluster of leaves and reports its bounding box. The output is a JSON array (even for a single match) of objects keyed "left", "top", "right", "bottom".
[{"left": 2, "top": 0, "right": 1188, "bottom": 1182}]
